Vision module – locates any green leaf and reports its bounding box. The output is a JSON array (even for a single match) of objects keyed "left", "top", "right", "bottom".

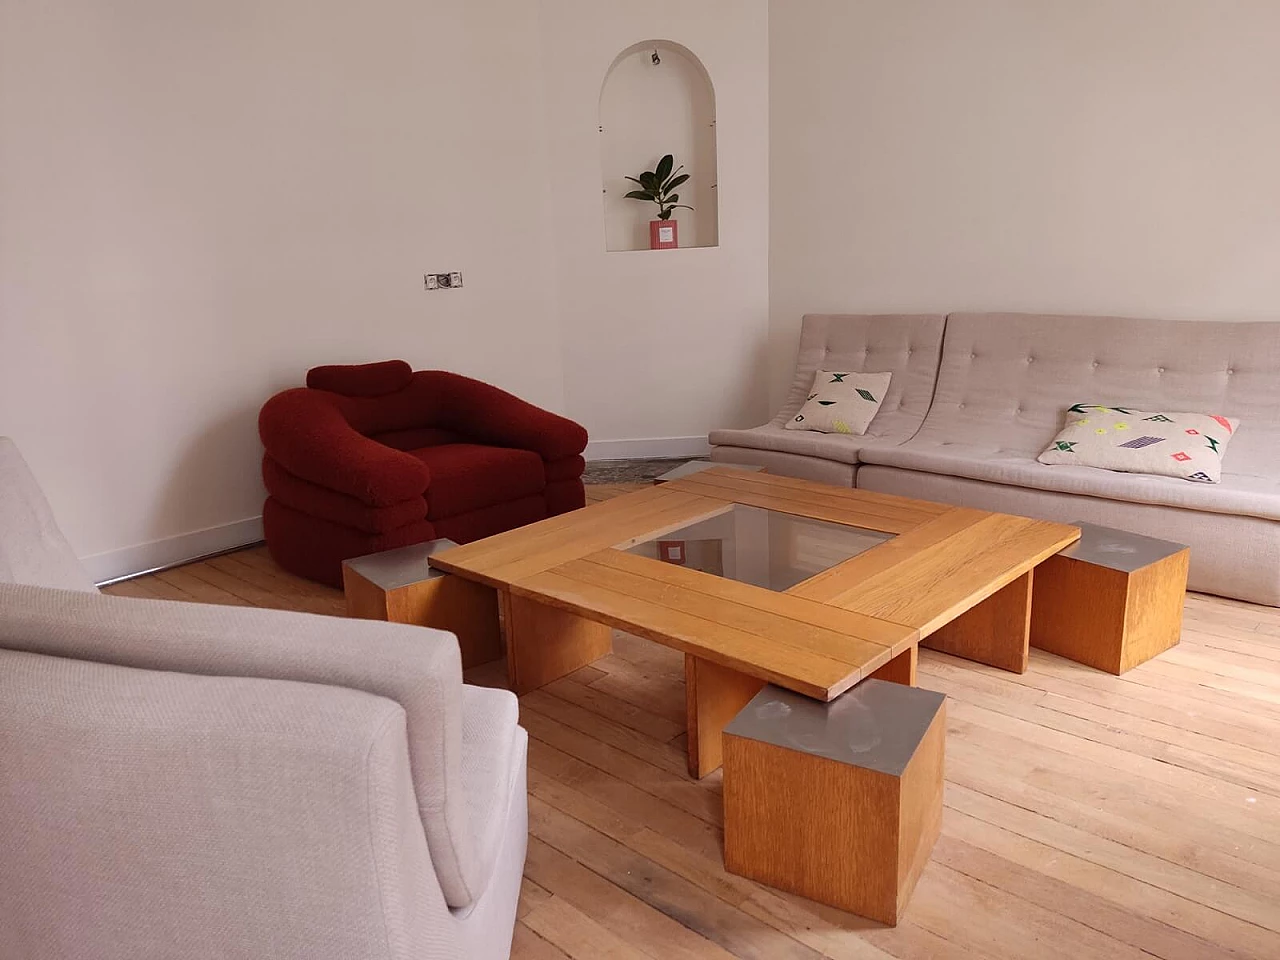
[
  {"left": 624, "top": 176, "right": 645, "bottom": 185},
  {"left": 623, "top": 190, "right": 653, "bottom": 201},
  {"left": 655, "top": 154, "right": 674, "bottom": 183},
  {"left": 665, "top": 194, "right": 679, "bottom": 204},
  {"left": 664, "top": 173, "right": 689, "bottom": 192},
  {"left": 669, "top": 204, "right": 694, "bottom": 212},
  {"left": 638, "top": 171, "right": 657, "bottom": 189}
]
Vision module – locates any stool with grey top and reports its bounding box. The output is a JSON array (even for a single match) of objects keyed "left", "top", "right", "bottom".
[
  {"left": 1031, "top": 521, "right": 1189, "bottom": 674},
  {"left": 722, "top": 680, "right": 946, "bottom": 925},
  {"left": 342, "top": 539, "right": 504, "bottom": 669}
]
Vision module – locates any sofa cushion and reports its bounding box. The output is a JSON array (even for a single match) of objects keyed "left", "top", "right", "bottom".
[
  {"left": 410, "top": 444, "right": 546, "bottom": 520},
  {"left": 785, "top": 371, "right": 892, "bottom": 436},
  {"left": 710, "top": 423, "right": 868, "bottom": 466},
  {"left": 1038, "top": 405, "right": 1239, "bottom": 483},
  {"left": 370, "top": 426, "right": 462, "bottom": 451},
  {"left": 861, "top": 440, "right": 1280, "bottom": 521},
  {"left": 710, "top": 314, "right": 944, "bottom": 458}
]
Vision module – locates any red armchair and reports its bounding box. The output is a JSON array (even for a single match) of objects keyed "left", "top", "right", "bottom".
[{"left": 258, "top": 360, "right": 588, "bottom": 586}]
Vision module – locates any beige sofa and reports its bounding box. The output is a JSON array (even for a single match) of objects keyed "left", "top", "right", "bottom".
[
  {"left": 710, "top": 313, "right": 1280, "bottom": 605},
  {"left": 0, "top": 438, "right": 527, "bottom": 960}
]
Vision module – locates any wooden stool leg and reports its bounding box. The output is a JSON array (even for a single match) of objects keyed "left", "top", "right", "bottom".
[
  {"left": 922, "top": 571, "right": 1032, "bottom": 673},
  {"left": 868, "top": 646, "right": 918, "bottom": 686},
  {"left": 344, "top": 569, "right": 503, "bottom": 670},
  {"left": 685, "top": 655, "right": 765, "bottom": 779},
  {"left": 502, "top": 591, "right": 612, "bottom": 695}
]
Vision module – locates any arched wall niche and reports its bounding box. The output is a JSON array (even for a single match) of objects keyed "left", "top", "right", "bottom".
[{"left": 599, "top": 40, "right": 719, "bottom": 252}]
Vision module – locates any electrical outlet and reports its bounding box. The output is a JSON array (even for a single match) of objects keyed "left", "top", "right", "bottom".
[{"left": 424, "top": 271, "right": 462, "bottom": 290}]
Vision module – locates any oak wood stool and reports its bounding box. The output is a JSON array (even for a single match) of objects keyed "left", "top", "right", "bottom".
[
  {"left": 1030, "top": 521, "right": 1189, "bottom": 675},
  {"left": 343, "top": 539, "right": 503, "bottom": 669},
  {"left": 722, "top": 680, "right": 946, "bottom": 925}
]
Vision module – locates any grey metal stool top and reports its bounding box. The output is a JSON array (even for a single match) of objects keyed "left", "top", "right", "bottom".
[
  {"left": 341, "top": 538, "right": 459, "bottom": 591},
  {"left": 1060, "top": 521, "right": 1187, "bottom": 573},
  {"left": 725, "top": 680, "right": 945, "bottom": 777}
]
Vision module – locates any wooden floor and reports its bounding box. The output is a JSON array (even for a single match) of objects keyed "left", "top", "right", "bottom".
[{"left": 104, "top": 483, "right": 1280, "bottom": 960}]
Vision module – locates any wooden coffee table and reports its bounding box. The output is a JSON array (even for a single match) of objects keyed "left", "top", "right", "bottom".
[{"left": 429, "top": 468, "right": 1079, "bottom": 778}]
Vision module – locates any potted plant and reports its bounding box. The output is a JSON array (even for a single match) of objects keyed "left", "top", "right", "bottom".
[{"left": 625, "top": 154, "right": 692, "bottom": 250}]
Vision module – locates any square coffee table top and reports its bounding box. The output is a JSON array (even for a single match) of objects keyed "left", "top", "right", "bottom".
[{"left": 430, "top": 468, "right": 1078, "bottom": 701}]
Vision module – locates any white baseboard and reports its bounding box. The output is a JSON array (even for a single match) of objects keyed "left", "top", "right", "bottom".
[
  {"left": 84, "top": 516, "right": 265, "bottom": 586},
  {"left": 584, "top": 436, "right": 711, "bottom": 461}
]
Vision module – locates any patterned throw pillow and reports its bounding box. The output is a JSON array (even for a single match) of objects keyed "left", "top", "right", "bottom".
[
  {"left": 1038, "top": 404, "right": 1239, "bottom": 482},
  {"left": 784, "top": 371, "right": 892, "bottom": 436}
]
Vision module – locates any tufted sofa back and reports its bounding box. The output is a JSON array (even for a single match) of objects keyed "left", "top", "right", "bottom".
[
  {"left": 914, "top": 313, "right": 1280, "bottom": 475},
  {"left": 775, "top": 314, "right": 946, "bottom": 443}
]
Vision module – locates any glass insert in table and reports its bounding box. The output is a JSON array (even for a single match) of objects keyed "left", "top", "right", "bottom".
[{"left": 617, "top": 503, "right": 893, "bottom": 592}]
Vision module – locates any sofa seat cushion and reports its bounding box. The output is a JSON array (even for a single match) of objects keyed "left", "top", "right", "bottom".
[
  {"left": 861, "top": 441, "right": 1280, "bottom": 521},
  {"left": 1038, "top": 406, "right": 1239, "bottom": 483},
  {"left": 709, "top": 423, "right": 895, "bottom": 466},
  {"left": 786, "top": 370, "right": 893, "bottom": 436},
  {"left": 370, "top": 426, "right": 463, "bottom": 451},
  {"left": 410, "top": 444, "right": 546, "bottom": 520}
]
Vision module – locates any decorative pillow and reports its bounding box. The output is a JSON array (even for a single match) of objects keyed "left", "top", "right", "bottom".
[
  {"left": 784, "top": 371, "right": 892, "bottom": 436},
  {"left": 1038, "top": 404, "right": 1239, "bottom": 482}
]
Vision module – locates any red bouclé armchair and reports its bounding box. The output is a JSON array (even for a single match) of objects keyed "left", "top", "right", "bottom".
[{"left": 258, "top": 360, "right": 588, "bottom": 586}]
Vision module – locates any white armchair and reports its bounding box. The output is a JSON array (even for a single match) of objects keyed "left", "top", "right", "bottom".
[{"left": 0, "top": 438, "right": 527, "bottom": 960}]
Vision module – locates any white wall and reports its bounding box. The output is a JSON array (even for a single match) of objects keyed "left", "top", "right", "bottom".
[
  {"left": 769, "top": 0, "right": 1280, "bottom": 409},
  {"left": 539, "top": 0, "right": 771, "bottom": 454},
  {"left": 0, "top": 0, "right": 566, "bottom": 579},
  {"left": 0, "top": 0, "right": 769, "bottom": 578}
]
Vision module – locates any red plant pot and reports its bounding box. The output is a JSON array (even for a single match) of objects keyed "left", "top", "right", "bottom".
[{"left": 650, "top": 219, "right": 678, "bottom": 250}]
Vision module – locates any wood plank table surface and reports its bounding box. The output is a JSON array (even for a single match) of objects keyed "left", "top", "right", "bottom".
[{"left": 431, "top": 468, "right": 1079, "bottom": 776}]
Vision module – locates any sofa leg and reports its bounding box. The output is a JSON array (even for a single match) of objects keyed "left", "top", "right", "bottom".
[
  {"left": 920, "top": 571, "right": 1032, "bottom": 673},
  {"left": 501, "top": 591, "right": 612, "bottom": 695}
]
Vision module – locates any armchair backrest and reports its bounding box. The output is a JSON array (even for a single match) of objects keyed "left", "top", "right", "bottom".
[{"left": 0, "top": 584, "right": 491, "bottom": 912}]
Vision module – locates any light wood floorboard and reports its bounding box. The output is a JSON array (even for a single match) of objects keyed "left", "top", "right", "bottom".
[{"left": 104, "top": 483, "right": 1280, "bottom": 960}]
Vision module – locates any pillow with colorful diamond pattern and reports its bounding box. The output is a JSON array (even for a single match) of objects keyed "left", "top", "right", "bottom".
[
  {"left": 1038, "top": 404, "right": 1239, "bottom": 482},
  {"left": 784, "top": 370, "right": 893, "bottom": 436}
]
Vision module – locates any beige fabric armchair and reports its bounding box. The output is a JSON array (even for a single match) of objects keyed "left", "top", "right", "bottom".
[{"left": 0, "top": 437, "right": 527, "bottom": 960}]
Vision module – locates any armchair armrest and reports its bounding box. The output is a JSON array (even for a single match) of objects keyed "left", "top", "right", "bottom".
[
  {"left": 259, "top": 388, "right": 430, "bottom": 506},
  {"left": 0, "top": 583, "right": 509, "bottom": 911},
  {"left": 420, "top": 371, "right": 588, "bottom": 461}
]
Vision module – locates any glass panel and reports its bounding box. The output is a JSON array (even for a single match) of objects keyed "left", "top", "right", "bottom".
[{"left": 617, "top": 503, "right": 893, "bottom": 592}]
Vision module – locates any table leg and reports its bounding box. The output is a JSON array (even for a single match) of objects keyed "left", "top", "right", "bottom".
[
  {"left": 685, "top": 654, "right": 766, "bottom": 779},
  {"left": 868, "top": 646, "right": 918, "bottom": 686},
  {"left": 921, "top": 570, "right": 1032, "bottom": 673},
  {"left": 502, "top": 591, "right": 612, "bottom": 695}
]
